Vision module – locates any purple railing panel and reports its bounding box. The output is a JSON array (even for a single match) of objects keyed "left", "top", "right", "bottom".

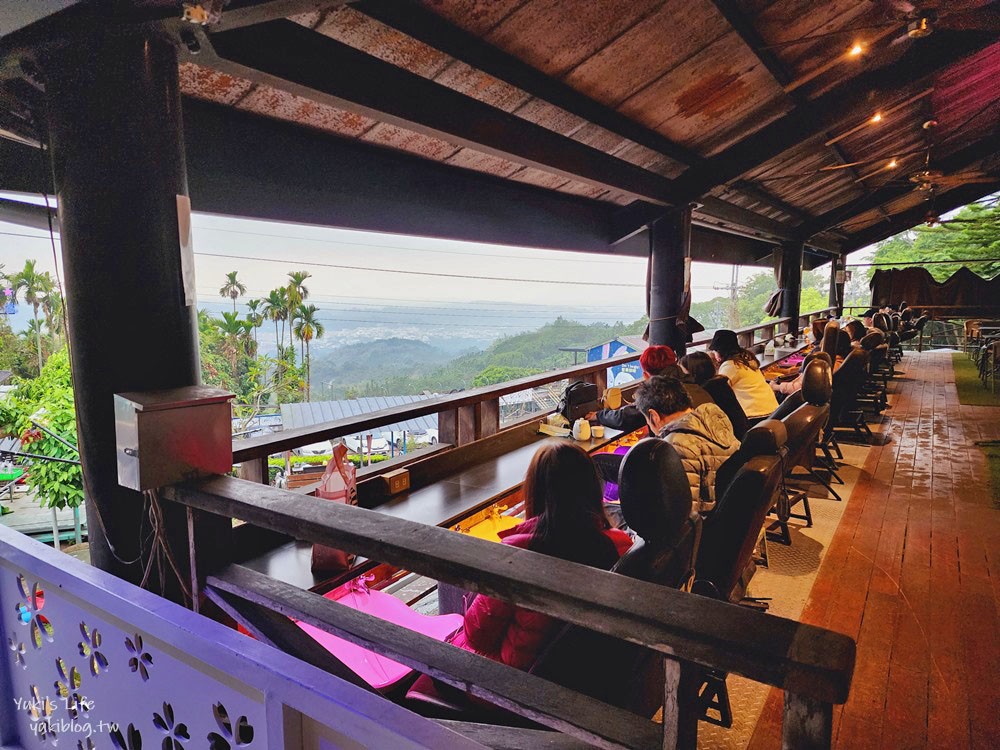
[{"left": 0, "top": 525, "right": 483, "bottom": 750}]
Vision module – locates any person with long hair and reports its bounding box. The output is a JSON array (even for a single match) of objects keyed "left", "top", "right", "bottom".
[
  {"left": 450, "top": 441, "right": 632, "bottom": 670},
  {"left": 678, "top": 351, "right": 716, "bottom": 385},
  {"left": 707, "top": 329, "right": 778, "bottom": 420}
]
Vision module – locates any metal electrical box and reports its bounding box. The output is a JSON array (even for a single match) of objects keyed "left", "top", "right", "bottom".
[{"left": 114, "top": 386, "right": 234, "bottom": 491}]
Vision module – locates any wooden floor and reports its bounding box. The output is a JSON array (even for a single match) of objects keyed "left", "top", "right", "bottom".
[{"left": 748, "top": 351, "right": 1000, "bottom": 749}]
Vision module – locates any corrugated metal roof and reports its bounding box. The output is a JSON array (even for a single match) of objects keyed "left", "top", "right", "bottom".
[{"left": 280, "top": 396, "right": 438, "bottom": 436}]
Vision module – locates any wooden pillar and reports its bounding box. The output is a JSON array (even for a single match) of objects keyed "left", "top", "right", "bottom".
[
  {"left": 649, "top": 206, "right": 691, "bottom": 356},
  {"left": 829, "top": 256, "right": 845, "bottom": 316},
  {"left": 43, "top": 24, "right": 228, "bottom": 600},
  {"left": 779, "top": 242, "right": 803, "bottom": 334}
]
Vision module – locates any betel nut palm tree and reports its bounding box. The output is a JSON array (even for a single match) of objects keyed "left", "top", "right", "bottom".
[
  {"left": 11, "top": 259, "right": 55, "bottom": 375},
  {"left": 245, "top": 298, "right": 264, "bottom": 351},
  {"left": 219, "top": 271, "right": 247, "bottom": 314},
  {"left": 263, "top": 288, "right": 288, "bottom": 352},
  {"left": 286, "top": 270, "right": 311, "bottom": 361},
  {"left": 293, "top": 303, "right": 324, "bottom": 401}
]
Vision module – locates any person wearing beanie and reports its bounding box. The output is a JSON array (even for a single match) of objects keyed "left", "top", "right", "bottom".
[{"left": 707, "top": 330, "right": 778, "bottom": 420}]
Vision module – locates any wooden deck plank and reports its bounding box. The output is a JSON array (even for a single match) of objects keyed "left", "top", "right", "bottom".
[{"left": 748, "top": 351, "right": 1000, "bottom": 750}]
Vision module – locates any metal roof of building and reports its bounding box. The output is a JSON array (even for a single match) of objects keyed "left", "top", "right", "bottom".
[{"left": 280, "top": 395, "right": 438, "bottom": 436}]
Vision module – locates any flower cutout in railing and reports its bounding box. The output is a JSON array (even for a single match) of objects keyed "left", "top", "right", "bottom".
[
  {"left": 27, "top": 684, "right": 57, "bottom": 745},
  {"left": 15, "top": 575, "right": 53, "bottom": 649},
  {"left": 78, "top": 622, "right": 109, "bottom": 677},
  {"left": 7, "top": 631, "right": 26, "bottom": 669},
  {"left": 110, "top": 723, "right": 143, "bottom": 750},
  {"left": 153, "top": 701, "right": 190, "bottom": 750},
  {"left": 207, "top": 702, "right": 254, "bottom": 749},
  {"left": 54, "top": 656, "right": 83, "bottom": 700},
  {"left": 66, "top": 690, "right": 92, "bottom": 721},
  {"left": 125, "top": 633, "right": 153, "bottom": 682}
]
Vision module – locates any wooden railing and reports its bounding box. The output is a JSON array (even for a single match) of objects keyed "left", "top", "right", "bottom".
[
  {"left": 232, "top": 308, "right": 836, "bottom": 481},
  {"left": 162, "top": 475, "right": 856, "bottom": 750}
]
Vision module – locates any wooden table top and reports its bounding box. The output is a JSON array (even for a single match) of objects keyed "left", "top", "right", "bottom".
[{"left": 240, "top": 425, "right": 628, "bottom": 590}]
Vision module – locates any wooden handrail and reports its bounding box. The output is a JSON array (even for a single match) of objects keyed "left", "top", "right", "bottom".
[
  {"left": 233, "top": 352, "right": 638, "bottom": 462},
  {"left": 164, "top": 476, "right": 856, "bottom": 704},
  {"left": 232, "top": 312, "right": 830, "bottom": 464}
]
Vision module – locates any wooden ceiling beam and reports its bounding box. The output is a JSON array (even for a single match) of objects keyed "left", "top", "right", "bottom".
[
  {"left": 676, "top": 31, "right": 998, "bottom": 200},
  {"left": 840, "top": 181, "right": 998, "bottom": 253},
  {"left": 213, "top": 1, "right": 356, "bottom": 32},
  {"left": 798, "top": 135, "right": 1000, "bottom": 238},
  {"left": 351, "top": 0, "right": 705, "bottom": 169},
  {"left": 202, "top": 19, "right": 689, "bottom": 205}
]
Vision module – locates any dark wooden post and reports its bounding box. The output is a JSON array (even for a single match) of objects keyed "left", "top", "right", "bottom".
[
  {"left": 43, "top": 24, "right": 228, "bottom": 599},
  {"left": 782, "top": 692, "right": 833, "bottom": 750},
  {"left": 649, "top": 206, "right": 692, "bottom": 356},
  {"left": 779, "top": 242, "right": 803, "bottom": 335},
  {"left": 829, "top": 256, "right": 845, "bottom": 317}
]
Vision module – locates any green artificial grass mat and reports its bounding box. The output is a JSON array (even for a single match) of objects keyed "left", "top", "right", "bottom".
[
  {"left": 952, "top": 353, "right": 1000, "bottom": 407},
  {"left": 977, "top": 441, "right": 1000, "bottom": 509}
]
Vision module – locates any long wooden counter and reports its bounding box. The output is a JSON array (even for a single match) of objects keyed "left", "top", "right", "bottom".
[{"left": 238, "top": 423, "right": 628, "bottom": 591}]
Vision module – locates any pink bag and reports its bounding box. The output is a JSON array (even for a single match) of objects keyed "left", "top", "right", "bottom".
[{"left": 311, "top": 443, "right": 358, "bottom": 575}]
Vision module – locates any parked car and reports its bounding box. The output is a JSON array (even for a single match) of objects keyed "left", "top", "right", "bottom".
[
  {"left": 343, "top": 435, "right": 390, "bottom": 456},
  {"left": 296, "top": 440, "right": 333, "bottom": 457},
  {"left": 412, "top": 429, "right": 439, "bottom": 446}
]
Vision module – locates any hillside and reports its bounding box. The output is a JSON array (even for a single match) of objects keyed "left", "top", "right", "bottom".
[
  {"left": 310, "top": 338, "right": 448, "bottom": 398},
  {"left": 326, "top": 316, "right": 647, "bottom": 397}
]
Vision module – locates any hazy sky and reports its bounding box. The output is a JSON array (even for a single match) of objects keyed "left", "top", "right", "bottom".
[{"left": 1, "top": 195, "right": 788, "bottom": 335}]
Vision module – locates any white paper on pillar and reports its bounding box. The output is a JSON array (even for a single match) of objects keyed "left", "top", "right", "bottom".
[{"left": 176, "top": 194, "right": 197, "bottom": 306}]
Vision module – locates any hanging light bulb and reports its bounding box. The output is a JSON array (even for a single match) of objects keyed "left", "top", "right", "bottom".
[
  {"left": 870, "top": 112, "right": 883, "bottom": 124},
  {"left": 848, "top": 43, "right": 864, "bottom": 57},
  {"left": 887, "top": 159, "right": 898, "bottom": 169}
]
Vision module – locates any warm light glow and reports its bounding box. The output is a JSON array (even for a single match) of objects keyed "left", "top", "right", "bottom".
[
  {"left": 848, "top": 43, "right": 864, "bottom": 57},
  {"left": 887, "top": 159, "right": 898, "bottom": 169},
  {"left": 870, "top": 112, "right": 883, "bottom": 124}
]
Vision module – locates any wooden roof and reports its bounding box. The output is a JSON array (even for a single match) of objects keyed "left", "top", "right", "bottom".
[{"left": 2, "top": 0, "right": 999, "bottom": 256}]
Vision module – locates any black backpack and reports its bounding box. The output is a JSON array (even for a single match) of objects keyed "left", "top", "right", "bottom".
[{"left": 558, "top": 381, "right": 600, "bottom": 422}]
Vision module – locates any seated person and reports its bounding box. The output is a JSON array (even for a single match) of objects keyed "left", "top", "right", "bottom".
[
  {"left": 678, "top": 351, "right": 715, "bottom": 385},
  {"left": 634, "top": 376, "right": 737, "bottom": 513},
  {"left": 594, "top": 344, "right": 711, "bottom": 432},
  {"left": 707, "top": 330, "right": 778, "bottom": 421},
  {"left": 450, "top": 441, "right": 632, "bottom": 671}
]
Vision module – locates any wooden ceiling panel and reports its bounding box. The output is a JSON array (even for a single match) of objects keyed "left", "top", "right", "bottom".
[
  {"left": 932, "top": 42, "right": 1000, "bottom": 154},
  {"left": 570, "top": 121, "right": 631, "bottom": 155},
  {"left": 418, "top": 0, "right": 528, "bottom": 38},
  {"left": 562, "top": 0, "right": 728, "bottom": 108},
  {"left": 748, "top": 0, "right": 889, "bottom": 88},
  {"left": 312, "top": 7, "right": 452, "bottom": 78},
  {"left": 616, "top": 31, "right": 791, "bottom": 156},
  {"left": 482, "top": 0, "right": 665, "bottom": 80}
]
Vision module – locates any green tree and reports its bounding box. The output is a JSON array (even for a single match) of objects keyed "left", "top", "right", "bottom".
[
  {"left": 286, "top": 271, "right": 312, "bottom": 360},
  {"left": 293, "top": 303, "right": 324, "bottom": 400},
  {"left": 219, "top": 270, "right": 247, "bottom": 313},
  {"left": 245, "top": 298, "right": 264, "bottom": 351},
  {"left": 215, "top": 311, "right": 250, "bottom": 380},
  {"left": 472, "top": 365, "right": 541, "bottom": 387},
  {"left": 10, "top": 260, "right": 54, "bottom": 375},
  {"left": 0, "top": 349, "right": 83, "bottom": 511},
  {"left": 868, "top": 201, "right": 1000, "bottom": 282},
  {"left": 263, "top": 288, "right": 289, "bottom": 352}
]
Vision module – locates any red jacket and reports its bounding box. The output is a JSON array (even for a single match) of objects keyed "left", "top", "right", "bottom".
[{"left": 450, "top": 517, "right": 632, "bottom": 671}]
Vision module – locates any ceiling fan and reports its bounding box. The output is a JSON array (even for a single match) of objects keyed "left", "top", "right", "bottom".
[
  {"left": 765, "top": 1, "right": 1000, "bottom": 92},
  {"left": 763, "top": 1, "right": 1000, "bottom": 52}
]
